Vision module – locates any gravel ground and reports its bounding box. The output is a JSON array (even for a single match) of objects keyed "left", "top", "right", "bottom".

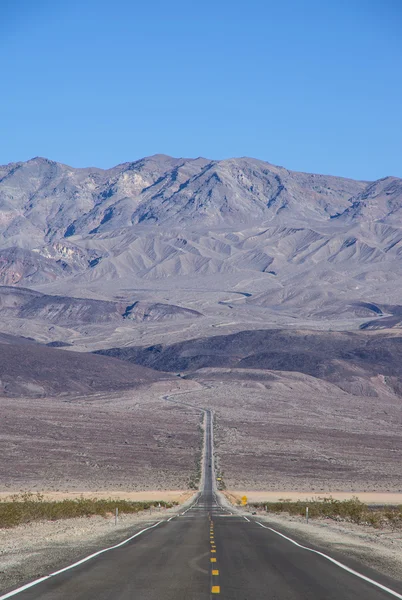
[{"left": 0, "top": 380, "right": 202, "bottom": 493}]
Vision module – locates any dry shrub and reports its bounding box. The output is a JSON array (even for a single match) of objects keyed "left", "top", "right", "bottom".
[
  {"left": 0, "top": 493, "right": 176, "bottom": 528},
  {"left": 251, "top": 497, "right": 402, "bottom": 529}
]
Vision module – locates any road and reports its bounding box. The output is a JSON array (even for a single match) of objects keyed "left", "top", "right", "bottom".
[{"left": 2, "top": 409, "right": 402, "bottom": 599}]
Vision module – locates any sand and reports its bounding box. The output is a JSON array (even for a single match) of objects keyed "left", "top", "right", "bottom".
[
  {"left": 0, "top": 490, "right": 192, "bottom": 503},
  {"left": 227, "top": 491, "right": 402, "bottom": 505}
]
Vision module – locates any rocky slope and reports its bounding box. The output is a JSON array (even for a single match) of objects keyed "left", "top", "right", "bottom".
[
  {"left": 0, "top": 155, "right": 366, "bottom": 241},
  {"left": 0, "top": 154, "right": 401, "bottom": 333}
]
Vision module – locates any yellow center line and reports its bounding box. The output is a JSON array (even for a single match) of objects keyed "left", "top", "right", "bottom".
[{"left": 209, "top": 523, "right": 220, "bottom": 595}]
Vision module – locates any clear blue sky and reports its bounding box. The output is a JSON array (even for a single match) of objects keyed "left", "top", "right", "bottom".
[{"left": 1, "top": 0, "right": 401, "bottom": 180}]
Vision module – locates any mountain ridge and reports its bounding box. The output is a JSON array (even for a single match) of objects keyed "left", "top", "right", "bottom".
[
  {"left": 1, "top": 154, "right": 402, "bottom": 337},
  {"left": 0, "top": 154, "right": 372, "bottom": 239}
]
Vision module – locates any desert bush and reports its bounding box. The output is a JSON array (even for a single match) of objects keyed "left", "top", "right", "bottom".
[
  {"left": 0, "top": 493, "right": 176, "bottom": 528},
  {"left": 250, "top": 497, "right": 402, "bottom": 529},
  {"left": 188, "top": 419, "right": 204, "bottom": 490}
]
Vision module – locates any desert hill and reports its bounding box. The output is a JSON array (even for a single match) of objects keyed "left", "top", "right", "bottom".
[
  {"left": 96, "top": 328, "right": 402, "bottom": 397},
  {"left": 0, "top": 285, "right": 200, "bottom": 329},
  {"left": 0, "top": 332, "right": 166, "bottom": 397}
]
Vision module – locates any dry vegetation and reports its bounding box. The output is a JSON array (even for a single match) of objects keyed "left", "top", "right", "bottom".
[
  {"left": 248, "top": 497, "right": 402, "bottom": 529},
  {"left": 0, "top": 492, "right": 176, "bottom": 528}
]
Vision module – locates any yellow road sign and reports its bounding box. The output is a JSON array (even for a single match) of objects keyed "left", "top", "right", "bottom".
[{"left": 241, "top": 495, "right": 248, "bottom": 506}]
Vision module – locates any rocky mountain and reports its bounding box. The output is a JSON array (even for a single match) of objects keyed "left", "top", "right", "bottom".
[
  {"left": 0, "top": 155, "right": 367, "bottom": 244},
  {"left": 336, "top": 177, "right": 402, "bottom": 224},
  {"left": 0, "top": 154, "right": 402, "bottom": 337}
]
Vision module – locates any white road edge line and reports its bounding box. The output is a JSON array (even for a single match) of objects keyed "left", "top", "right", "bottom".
[
  {"left": 243, "top": 516, "right": 250, "bottom": 522},
  {"left": 256, "top": 522, "right": 402, "bottom": 599},
  {"left": 0, "top": 521, "right": 163, "bottom": 600}
]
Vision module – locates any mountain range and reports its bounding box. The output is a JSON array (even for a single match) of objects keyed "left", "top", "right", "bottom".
[{"left": 0, "top": 154, "right": 401, "bottom": 351}]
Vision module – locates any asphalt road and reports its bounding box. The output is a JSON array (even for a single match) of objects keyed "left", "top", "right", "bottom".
[{"left": 2, "top": 409, "right": 402, "bottom": 599}]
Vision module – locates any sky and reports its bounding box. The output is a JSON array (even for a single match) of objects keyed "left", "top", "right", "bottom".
[{"left": 1, "top": 0, "right": 401, "bottom": 180}]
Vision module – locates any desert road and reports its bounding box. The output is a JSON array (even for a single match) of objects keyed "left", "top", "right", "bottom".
[{"left": 2, "top": 410, "right": 402, "bottom": 599}]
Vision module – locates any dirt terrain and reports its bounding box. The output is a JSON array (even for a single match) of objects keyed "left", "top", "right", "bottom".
[
  {"left": 1, "top": 356, "right": 400, "bottom": 496},
  {"left": 0, "top": 491, "right": 193, "bottom": 502},
  {"left": 227, "top": 491, "right": 402, "bottom": 504},
  {"left": 0, "top": 381, "right": 203, "bottom": 493}
]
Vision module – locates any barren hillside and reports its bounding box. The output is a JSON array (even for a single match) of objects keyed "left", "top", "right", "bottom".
[
  {"left": 0, "top": 333, "right": 166, "bottom": 397},
  {"left": 97, "top": 328, "right": 402, "bottom": 397}
]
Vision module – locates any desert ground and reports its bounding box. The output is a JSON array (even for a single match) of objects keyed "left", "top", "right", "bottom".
[
  {"left": 0, "top": 380, "right": 203, "bottom": 493},
  {"left": 1, "top": 366, "right": 401, "bottom": 496},
  {"left": 226, "top": 491, "right": 402, "bottom": 504},
  {"left": 164, "top": 371, "right": 402, "bottom": 493}
]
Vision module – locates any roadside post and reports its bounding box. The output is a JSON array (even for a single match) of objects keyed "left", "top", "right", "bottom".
[
  {"left": 115, "top": 507, "right": 119, "bottom": 525},
  {"left": 306, "top": 506, "right": 309, "bottom": 524}
]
